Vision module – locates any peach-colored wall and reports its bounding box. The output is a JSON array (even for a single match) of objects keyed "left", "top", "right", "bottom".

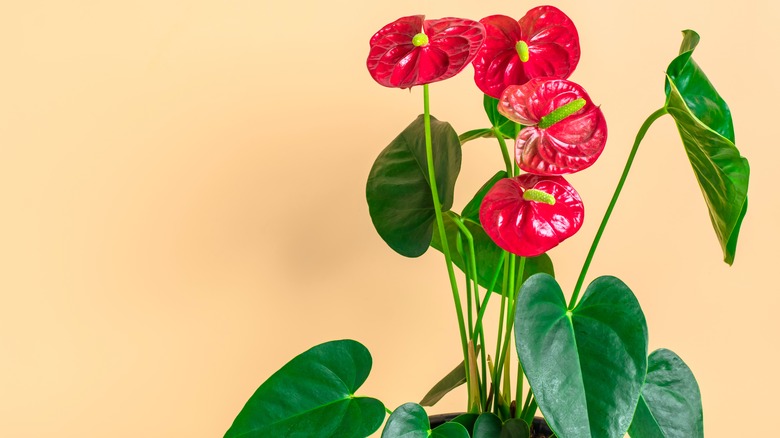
[{"left": 1, "top": 1, "right": 777, "bottom": 436}]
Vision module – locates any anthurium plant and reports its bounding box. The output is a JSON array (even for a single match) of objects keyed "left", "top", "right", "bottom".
[{"left": 225, "top": 5, "right": 749, "bottom": 438}]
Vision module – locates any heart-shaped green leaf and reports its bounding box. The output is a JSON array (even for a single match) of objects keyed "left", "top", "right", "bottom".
[
  {"left": 515, "top": 274, "right": 648, "bottom": 438},
  {"left": 473, "top": 413, "right": 530, "bottom": 438},
  {"left": 664, "top": 30, "right": 750, "bottom": 265},
  {"left": 628, "top": 349, "right": 703, "bottom": 438},
  {"left": 224, "top": 339, "right": 385, "bottom": 438},
  {"left": 382, "top": 403, "right": 469, "bottom": 438},
  {"left": 367, "top": 114, "right": 462, "bottom": 257},
  {"left": 473, "top": 413, "right": 502, "bottom": 437},
  {"left": 501, "top": 419, "right": 531, "bottom": 438}
]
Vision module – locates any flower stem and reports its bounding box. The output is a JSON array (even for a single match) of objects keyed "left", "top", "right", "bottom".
[
  {"left": 423, "top": 84, "right": 471, "bottom": 408},
  {"left": 569, "top": 107, "right": 668, "bottom": 308},
  {"left": 494, "top": 129, "right": 513, "bottom": 176}
]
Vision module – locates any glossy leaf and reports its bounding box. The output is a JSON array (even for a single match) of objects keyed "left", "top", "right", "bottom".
[
  {"left": 499, "top": 78, "right": 607, "bottom": 175},
  {"left": 451, "top": 413, "right": 479, "bottom": 435},
  {"left": 224, "top": 339, "right": 385, "bottom": 438},
  {"left": 515, "top": 274, "right": 648, "bottom": 438},
  {"left": 459, "top": 128, "right": 494, "bottom": 144},
  {"left": 473, "top": 6, "right": 580, "bottom": 98},
  {"left": 367, "top": 114, "right": 462, "bottom": 257},
  {"left": 664, "top": 30, "right": 749, "bottom": 265},
  {"left": 628, "top": 349, "right": 703, "bottom": 438},
  {"left": 473, "top": 413, "right": 530, "bottom": 438},
  {"left": 462, "top": 170, "right": 509, "bottom": 223},
  {"left": 382, "top": 403, "right": 469, "bottom": 438},
  {"left": 420, "top": 360, "right": 466, "bottom": 407},
  {"left": 473, "top": 413, "right": 502, "bottom": 437},
  {"left": 480, "top": 175, "right": 584, "bottom": 256},
  {"left": 484, "top": 94, "right": 523, "bottom": 139},
  {"left": 367, "top": 16, "right": 485, "bottom": 89}
]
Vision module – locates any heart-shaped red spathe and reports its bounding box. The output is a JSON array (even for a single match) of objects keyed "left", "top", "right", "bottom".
[
  {"left": 472, "top": 6, "right": 580, "bottom": 99},
  {"left": 499, "top": 78, "right": 607, "bottom": 175},
  {"left": 367, "top": 15, "right": 485, "bottom": 89},
  {"left": 479, "top": 174, "right": 584, "bottom": 257}
]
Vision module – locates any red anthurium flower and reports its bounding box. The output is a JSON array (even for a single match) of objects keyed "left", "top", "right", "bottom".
[
  {"left": 479, "top": 174, "right": 584, "bottom": 257},
  {"left": 498, "top": 78, "right": 607, "bottom": 175},
  {"left": 367, "top": 15, "right": 485, "bottom": 89},
  {"left": 472, "top": 6, "right": 580, "bottom": 98}
]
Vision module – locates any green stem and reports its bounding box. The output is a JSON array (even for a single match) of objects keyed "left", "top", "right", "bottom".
[
  {"left": 448, "top": 214, "right": 488, "bottom": 407},
  {"left": 569, "top": 107, "right": 668, "bottom": 309},
  {"left": 515, "top": 362, "right": 523, "bottom": 418},
  {"left": 494, "top": 256, "right": 526, "bottom": 414},
  {"left": 494, "top": 128, "right": 513, "bottom": 176},
  {"left": 422, "top": 84, "right": 471, "bottom": 408}
]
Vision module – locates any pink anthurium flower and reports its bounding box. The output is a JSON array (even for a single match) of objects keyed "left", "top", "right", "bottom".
[
  {"left": 472, "top": 6, "right": 580, "bottom": 98},
  {"left": 367, "top": 15, "right": 485, "bottom": 89},
  {"left": 499, "top": 78, "right": 607, "bottom": 175},
  {"left": 479, "top": 174, "right": 584, "bottom": 257}
]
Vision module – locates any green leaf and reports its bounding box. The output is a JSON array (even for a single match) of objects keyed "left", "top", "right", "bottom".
[
  {"left": 515, "top": 274, "right": 648, "bottom": 438},
  {"left": 461, "top": 170, "right": 508, "bottom": 223},
  {"left": 451, "top": 413, "right": 479, "bottom": 435},
  {"left": 501, "top": 419, "right": 531, "bottom": 438},
  {"left": 473, "top": 413, "right": 530, "bottom": 438},
  {"left": 473, "top": 413, "right": 502, "bottom": 438},
  {"left": 459, "top": 128, "right": 494, "bottom": 144},
  {"left": 366, "top": 114, "right": 462, "bottom": 257},
  {"left": 628, "top": 349, "right": 703, "bottom": 438},
  {"left": 664, "top": 30, "right": 750, "bottom": 265},
  {"left": 225, "top": 339, "right": 385, "bottom": 438},
  {"left": 484, "top": 94, "right": 522, "bottom": 139},
  {"left": 419, "top": 360, "right": 466, "bottom": 407},
  {"left": 382, "top": 403, "right": 469, "bottom": 438}
]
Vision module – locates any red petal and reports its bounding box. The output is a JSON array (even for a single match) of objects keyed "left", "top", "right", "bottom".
[
  {"left": 367, "top": 16, "right": 485, "bottom": 88},
  {"left": 479, "top": 175, "right": 584, "bottom": 257},
  {"left": 518, "top": 6, "right": 580, "bottom": 81},
  {"left": 473, "top": 7, "right": 580, "bottom": 98},
  {"left": 500, "top": 78, "right": 607, "bottom": 175}
]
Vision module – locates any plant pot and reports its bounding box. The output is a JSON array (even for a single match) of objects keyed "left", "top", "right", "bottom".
[{"left": 429, "top": 413, "right": 553, "bottom": 438}]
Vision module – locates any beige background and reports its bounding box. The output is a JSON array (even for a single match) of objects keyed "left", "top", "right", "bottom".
[{"left": 2, "top": 0, "right": 778, "bottom": 436}]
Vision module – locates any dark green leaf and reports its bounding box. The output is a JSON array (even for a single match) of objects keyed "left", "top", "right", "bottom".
[
  {"left": 432, "top": 422, "right": 470, "bottom": 438},
  {"left": 628, "top": 349, "right": 703, "bottom": 438},
  {"left": 484, "top": 94, "right": 522, "bottom": 139},
  {"left": 225, "top": 339, "right": 384, "bottom": 438},
  {"left": 515, "top": 274, "right": 648, "bottom": 438},
  {"left": 451, "top": 413, "right": 479, "bottom": 435},
  {"left": 501, "top": 419, "right": 531, "bottom": 438},
  {"left": 462, "top": 171, "right": 508, "bottom": 223},
  {"left": 473, "top": 413, "right": 530, "bottom": 438},
  {"left": 419, "top": 360, "right": 466, "bottom": 407},
  {"left": 367, "top": 114, "right": 462, "bottom": 257},
  {"left": 664, "top": 30, "right": 750, "bottom": 265},
  {"left": 382, "top": 403, "right": 468, "bottom": 438},
  {"left": 459, "top": 128, "right": 494, "bottom": 144},
  {"left": 473, "top": 413, "right": 502, "bottom": 438}
]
